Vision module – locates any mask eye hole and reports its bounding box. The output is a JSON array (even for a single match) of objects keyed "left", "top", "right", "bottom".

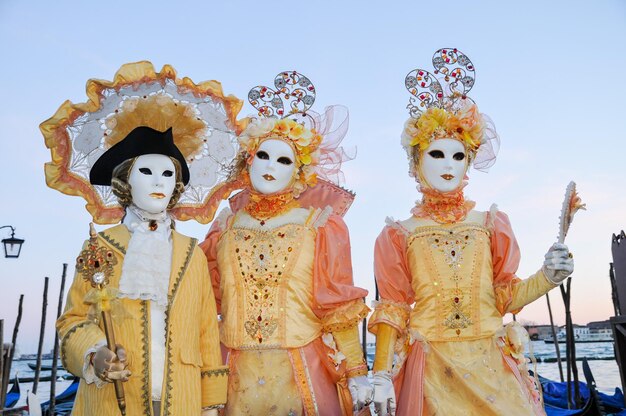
[
  {"left": 163, "top": 170, "right": 174, "bottom": 177},
  {"left": 139, "top": 167, "right": 152, "bottom": 175},
  {"left": 427, "top": 150, "right": 444, "bottom": 159},
  {"left": 277, "top": 156, "right": 293, "bottom": 165},
  {"left": 453, "top": 152, "right": 466, "bottom": 161},
  {"left": 256, "top": 151, "right": 269, "bottom": 160}
]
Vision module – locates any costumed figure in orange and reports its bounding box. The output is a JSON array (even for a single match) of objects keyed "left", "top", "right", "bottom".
[
  {"left": 200, "top": 71, "right": 373, "bottom": 415},
  {"left": 368, "top": 49, "right": 575, "bottom": 416},
  {"left": 42, "top": 62, "right": 246, "bottom": 415}
]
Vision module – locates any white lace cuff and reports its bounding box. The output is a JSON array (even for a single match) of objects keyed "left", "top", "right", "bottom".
[{"left": 82, "top": 339, "right": 107, "bottom": 388}]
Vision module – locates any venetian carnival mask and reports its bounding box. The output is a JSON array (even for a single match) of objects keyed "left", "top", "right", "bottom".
[
  {"left": 418, "top": 138, "right": 469, "bottom": 193},
  {"left": 249, "top": 139, "right": 297, "bottom": 195},
  {"left": 128, "top": 154, "right": 177, "bottom": 214}
]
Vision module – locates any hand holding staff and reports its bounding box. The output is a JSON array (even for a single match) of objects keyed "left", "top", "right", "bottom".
[{"left": 76, "top": 223, "right": 127, "bottom": 415}]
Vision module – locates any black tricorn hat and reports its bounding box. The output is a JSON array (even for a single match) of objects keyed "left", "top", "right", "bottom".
[{"left": 89, "top": 126, "right": 190, "bottom": 186}]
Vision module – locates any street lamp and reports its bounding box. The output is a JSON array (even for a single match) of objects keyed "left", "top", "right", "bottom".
[{"left": 0, "top": 226, "right": 25, "bottom": 258}]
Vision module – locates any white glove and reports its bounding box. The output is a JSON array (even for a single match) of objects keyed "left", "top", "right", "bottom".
[
  {"left": 542, "top": 243, "right": 574, "bottom": 284},
  {"left": 201, "top": 409, "right": 218, "bottom": 416},
  {"left": 372, "top": 371, "right": 396, "bottom": 416},
  {"left": 348, "top": 375, "right": 374, "bottom": 413},
  {"left": 91, "top": 344, "right": 131, "bottom": 383}
]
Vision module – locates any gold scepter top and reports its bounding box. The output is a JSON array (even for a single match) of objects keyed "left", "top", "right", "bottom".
[{"left": 76, "top": 223, "right": 117, "bottom": 289}]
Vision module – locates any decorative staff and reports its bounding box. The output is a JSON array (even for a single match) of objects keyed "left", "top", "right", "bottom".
[{"left": 76, "top": 223, "right": 126, "bottom": 416}]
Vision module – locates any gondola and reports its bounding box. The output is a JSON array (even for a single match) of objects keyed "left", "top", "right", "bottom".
[
  {"left": 4, "top": 376, "right": 20, "bottom": 408},
  {"left": 40, "top": 377, "right": 79, "bottom": 416},
  {"left": 541, "top": 359, "right": 626, "bottom": 415},
  {"left": 27, "top": 363, "right": 64, "bottom": 371}
]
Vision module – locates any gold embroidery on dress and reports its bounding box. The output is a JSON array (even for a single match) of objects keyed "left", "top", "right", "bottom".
[
  {"left": 421, "top": 227, "right": 479, "bottom": 336},
  {"left": 427, "top": 230, "right": 474, "bottom": 271},
  {"left": 443, "top": 290, "right": 472, "bottom": 334},
  {"left": 233, "top": 225, "right": 301, "bottom": 344}
]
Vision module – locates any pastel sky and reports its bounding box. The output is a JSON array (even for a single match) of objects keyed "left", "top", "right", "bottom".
[{"left": 0, "top": 0, "right": 624, "bottom": 353}]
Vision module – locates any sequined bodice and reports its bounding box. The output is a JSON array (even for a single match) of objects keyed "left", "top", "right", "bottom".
[
  {"left": 406, "top": 222, "right": 503, "bottom": 341},
  {"left": 217, "top": 221, "right": 321, "bottom": 349}
]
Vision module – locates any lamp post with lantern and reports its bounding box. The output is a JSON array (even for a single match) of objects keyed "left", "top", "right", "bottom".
[{"left": 0, "top": 226, "right": 25, "bottom": 259}]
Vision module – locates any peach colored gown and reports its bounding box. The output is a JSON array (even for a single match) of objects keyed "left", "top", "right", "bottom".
[
  {"left": 201, "top": 207, "right": 369, "bottom": 416},
  {"left": 369, "top": 210, "right": 555, "bottom": 416}
]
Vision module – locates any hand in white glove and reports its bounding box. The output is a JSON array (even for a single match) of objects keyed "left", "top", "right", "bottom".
[
  {"left": 201, "top": 409, "right": 218, "bottom": 416},
  {"left": 542, "top": 243, "right": 574, "bottom": 284},
  {"left": 372, "top": 371, "right": 396, "bottom": 416},
  {"left": 348, "top": 375, "right": 374, "bottom": 413},
  {"left": 91, "top": 344, "right": 131, "bottom": 383}
]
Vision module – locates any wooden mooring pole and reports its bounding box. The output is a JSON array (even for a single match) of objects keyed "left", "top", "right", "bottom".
[
  {"left": 49, "top": 263, "right": 68, "bottom": 415},
  {"left": 1, "top": 294, "right": 24, "bottom": 410},
  {"left": 545, "top": 292, "right": 564, "bottom": 382},
  {"left": 33, "top": 277, "right": 49, "bottom": 395}
]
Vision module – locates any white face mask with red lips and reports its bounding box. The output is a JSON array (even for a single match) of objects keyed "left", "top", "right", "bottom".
[
  {"left": 249, "top": 139, "right": 297, "bottom": 194},
  {"left": 418, "top": 138, "right": 469, "bottom": 193}
]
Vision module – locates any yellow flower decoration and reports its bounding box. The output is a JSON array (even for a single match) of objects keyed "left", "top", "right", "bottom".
[{"left": 403, "top": 103, "right": 485, "bottom": 154}]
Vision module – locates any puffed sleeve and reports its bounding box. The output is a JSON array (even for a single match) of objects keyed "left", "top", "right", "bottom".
[
  {"left": 56, "top": 239, "right": 107, "bottom": 377},
  {"left": 368, "top": 225, "right": 413, "bottom": 336},
  {"left": 199, "top": 213, "right": 226, "bottom": 314},
  {"left": 312, "top": 213, "right": 370, "bottom": 333},
  {"left": 491, "top": 210, "right": 555, "bottom": 315}
]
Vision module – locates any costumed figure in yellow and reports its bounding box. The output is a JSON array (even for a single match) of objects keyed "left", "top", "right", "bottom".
[
  {"left": 200, "top": 71, "right": 373, "bottom": 415},
  {"left": 368, "top": 49, "right": 576, "bottom": 416},
  {"left": 42, "top": 62, "right": 247, "bottom": 415}
]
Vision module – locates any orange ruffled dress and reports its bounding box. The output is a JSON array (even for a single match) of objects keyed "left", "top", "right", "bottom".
[
  {"left": 201, "top": 206, "right": 369, "bottom": 416},
  {"left": 369, "top": 209, "right": 557, "bottom": 416}
]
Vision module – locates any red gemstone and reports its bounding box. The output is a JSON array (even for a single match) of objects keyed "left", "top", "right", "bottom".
[
  {"left": 421, "top": 82, "right": 426, "bottom": 87},
  {"left": 418, "top": 71, "right": 424, "bottom": 76},
  {"left": 454, "top": 297, "right": 459, "bottom": 303}
]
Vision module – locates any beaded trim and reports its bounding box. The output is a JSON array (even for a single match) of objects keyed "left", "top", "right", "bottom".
[
  {"left": 99, "top": 230, "right": 127, "bottom": 254},
  {"left": 140, "top": 301, "right": 152, "bottom": 414},
  {"left": 60, "top": 320, "right": 96, "bottom": 369},
  {"left": 162, "top": 238, "right": 196, "bottom": 416},
  {"left": 346, "top": 363, "right": 368, "bottom": 378},
  {"left": 201, "top": 368, "right": 229, "bottom": 378}
]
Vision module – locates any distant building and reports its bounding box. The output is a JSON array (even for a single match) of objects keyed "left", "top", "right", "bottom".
[
  {"left": 588, "top": 320, "right": 613, "bottom": 335},
  {"left": 525, "top": 324, "right": 558, "bottom": 341}
]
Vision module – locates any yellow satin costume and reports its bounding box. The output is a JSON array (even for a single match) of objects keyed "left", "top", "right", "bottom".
[
  {"left": 57, "top": 224, "right": 228, "bottom": 415},
  {"left": 369, "top": 210, "right": 556, "bottom": 416},
  {"left": 201, "top": 207, "right": 369, "bottom": 416}
]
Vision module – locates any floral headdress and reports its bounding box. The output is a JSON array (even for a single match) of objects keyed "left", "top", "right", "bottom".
[
  {"left": 401, "top": 48, "right": 500, "bottom": 178},
  {"left": 236, "top": 71, "right": 351, "bottom": 197},
  {"left": 41, "top": 61, "right": 247, "bottom": 224}
]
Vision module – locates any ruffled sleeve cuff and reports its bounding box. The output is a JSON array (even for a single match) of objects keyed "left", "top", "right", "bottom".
[
  {"left": 494, "top": 277, "right": 524, "bottom": 315},
  {"left": 201, "top": 365, "right": 229, "bottom": 408},
  {"left": 321, "top": 299, "right": 370, "bottom": 333},
  {"left": 368, "top": 299, "right": 411, "bottom": 335}
]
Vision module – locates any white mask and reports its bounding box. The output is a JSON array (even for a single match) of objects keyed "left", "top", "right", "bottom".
[
  {"left": 249, "top": 139, "right": 297, "bottom": 194},
  {"left": 128, "top": 154, "right": 177, "bottom": 214},
  {"left": 418, "top": 138, "right": 468, "bottom": 193}
]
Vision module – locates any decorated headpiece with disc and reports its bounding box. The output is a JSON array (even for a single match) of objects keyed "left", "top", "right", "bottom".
[
  {"left": 41, "top": 61, "right": 248, "bottom": 224},
  {"left": 401, "top": 48, "right": 500, "bottom": 177}
]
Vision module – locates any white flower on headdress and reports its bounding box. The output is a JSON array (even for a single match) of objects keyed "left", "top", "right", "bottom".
[
  {"left": 189, "top": 156, "right": 218, "bottom": 187},
  {"left": 121, "top": 98, "right": 139, "bottom": 112},
  {"left": 206, "top": 130, "right": 236, "bottom": 162},
  {"left": 74, "top": 120, "right": 105, "bottom": 154},
  {"left": 197, "top": 102, "right": 228, "bottom": 130}
]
